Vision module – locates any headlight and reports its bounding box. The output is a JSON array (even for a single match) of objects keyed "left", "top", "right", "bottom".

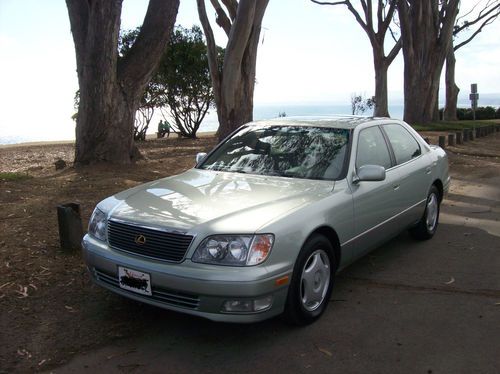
[
  {"left": 192, "top": 234, "right": 274, "bottom": 266},
  {"left": 88, "top": 208, "right": 107, "bottom": 241}
]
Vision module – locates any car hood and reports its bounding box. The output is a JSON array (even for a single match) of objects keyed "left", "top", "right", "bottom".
[{"left": 103, "top": 169, "right": 334, "bottom": 233}]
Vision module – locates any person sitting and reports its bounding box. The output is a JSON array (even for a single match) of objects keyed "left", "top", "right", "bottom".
[{"left": 157, "top": 120, "right": 171, "bottom": 138}]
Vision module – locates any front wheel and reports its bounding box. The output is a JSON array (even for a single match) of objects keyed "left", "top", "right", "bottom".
[
  {"left": 284, "top": 234, "right": 336, "bottom": 325},
  {"left": 410, "top": 185, "right": 441, "bottom": 240}
]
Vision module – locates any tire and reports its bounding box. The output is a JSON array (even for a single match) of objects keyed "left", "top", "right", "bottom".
[
  {"left": 410, "top": 185, "right": 441, "bottom": 240},
  {"left": 284, "top": 234, "right": 336, "bottom": 326}
]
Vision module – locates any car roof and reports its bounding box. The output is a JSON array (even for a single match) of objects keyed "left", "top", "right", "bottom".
[{"left": 249, "top": 116, "right": 393, "bottom": 130}]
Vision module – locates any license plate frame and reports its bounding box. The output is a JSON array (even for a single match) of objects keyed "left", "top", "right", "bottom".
[{"left": 118, "top": 266, "right": 152, "bottom": 296}]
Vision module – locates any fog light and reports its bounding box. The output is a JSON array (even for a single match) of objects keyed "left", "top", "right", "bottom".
[
  {"left": 253, "top": 295, "right": 273, "bottom": 311},
  {"left": 222, "top": 295, "right": 273, "bottom": 313},
  {"left": 222, "top": 300, "right": 253, "bottom": 312}
]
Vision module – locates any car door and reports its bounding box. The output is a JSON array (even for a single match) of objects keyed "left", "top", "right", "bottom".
[
  {"left": 347, "top": 125, "right": 401, "bottom": 261},
  {"left": 381, "top": 123, "right": 432, "bottom": 225}
]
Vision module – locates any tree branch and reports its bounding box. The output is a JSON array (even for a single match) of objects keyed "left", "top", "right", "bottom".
[
  {"left": 386, "top": 37, "right": 402, "bottom": 64},
  {"left": 344, "top": 1, "right": 371, "bottom": 35},
  {"left": 363, "top": 0, "right": 373, "bottom": 31},
  {"left": 221, "top": 0, "right": 238, "bottom": 20},
  {"left": 223, "top": 0, "right": 256, "bottom": 80},
  {"left": 455, "top": 10, "right": 500, "bottom": 50},
  {"left": 118, "top": 0, "right": 179, "bottom": 97},
  {"left": 454, "top": 3, "right": 500, "bottom": 34},
  {"left": 380, "top": 0, "right": 397, "bottom": 36},
  {"left": 209, "top": 0, "right": 232, "bottom": 36},
  {"left": 438, "top": 0, "right": 460, "bottom": 46},
  {"left": 396, "top": 0, "right": 412, "bottom": 54},
  {"left": 197, "top": 0, "right": 222, "bottom": 103}
]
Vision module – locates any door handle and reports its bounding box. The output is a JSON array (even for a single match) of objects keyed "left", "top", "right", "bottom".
[
  {"left": 425, "top": 167, "right": 432, "bottom": 174},
  {"left": 393, "top": 184, "right": 400, "bottom": 190}
]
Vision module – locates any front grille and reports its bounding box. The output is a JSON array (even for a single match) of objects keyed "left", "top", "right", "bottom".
[
  {"left": 94, "top": 268, "right": 200, "bottom": 309},
  {"left": 107, "top": 220, "right": 193, "bottom": 262}
]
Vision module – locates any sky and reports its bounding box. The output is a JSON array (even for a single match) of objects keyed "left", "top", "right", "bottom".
[{"left": 0, "top": 0, "right": 499, "bottom": 143}]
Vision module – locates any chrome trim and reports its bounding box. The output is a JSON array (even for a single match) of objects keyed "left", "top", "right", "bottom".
[
  {"left": 108, "top": 217, "right": 192, "bottom": 237},
  {"left": 341, "top": 198, "right": 426, "bottom": 247}
]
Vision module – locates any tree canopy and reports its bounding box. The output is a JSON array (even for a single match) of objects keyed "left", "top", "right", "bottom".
[
  {"left": 118, "top": 25, "right": 218, "bottom": 139},
  {"left": 158, "top": 25, "right": 219, "bottom": 138}
]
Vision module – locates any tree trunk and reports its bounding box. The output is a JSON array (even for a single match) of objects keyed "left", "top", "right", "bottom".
[
  {"left": 66, "top": 0, "right": 179, "bottom": 164},
  {"left": 217, "top": 78, "right": 254, "bottom": 140},
  {"left": 373, "top": 54, "right": 390, "bottom": 117},
  {"left": 76, "top": 83, "right": 138, "bottom": 163},
  {"left": 444, "top": 46, "right": 460, "bottom": 121},
  {"left": 402, "top": 61, "right": 443, "bottom": 124},
  {"left": 397, "top": 0, "right": 459, "bottom": 125},
  {"left": 197, "top": 0, "right": 269, "bottom": 142}
]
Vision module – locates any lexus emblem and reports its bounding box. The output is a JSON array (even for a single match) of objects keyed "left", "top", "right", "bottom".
[{"left": 135, "top": 234, "right": 147, "bottom": 245}]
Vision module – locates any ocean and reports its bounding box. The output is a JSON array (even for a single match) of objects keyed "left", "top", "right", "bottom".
[
  {"left": 0, "top": 103, "right": 399, "bottom": 145},
  {"left": 195, "top": 103, "right": 404, "bottom": 134}
]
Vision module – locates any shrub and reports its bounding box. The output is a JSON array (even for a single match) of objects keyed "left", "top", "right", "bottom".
[{"left": 455, "top": 106, "right": 497, "bottom": 120}]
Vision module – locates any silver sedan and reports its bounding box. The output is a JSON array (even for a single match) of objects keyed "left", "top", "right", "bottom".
[{"left": 83, "top": 117, "right": 450, "bottom": 325}]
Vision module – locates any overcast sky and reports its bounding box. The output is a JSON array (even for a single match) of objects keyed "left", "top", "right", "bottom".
[{"left": 0, "top": 0, "right": 499, "bottom": 141}]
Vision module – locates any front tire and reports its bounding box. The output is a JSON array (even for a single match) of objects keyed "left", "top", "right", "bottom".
[
  {"left": 284, "top": 234, "right": 336, "bottom": 325},
  {"left": 410, "top": 185, "right": 441, "bottom": 240}
]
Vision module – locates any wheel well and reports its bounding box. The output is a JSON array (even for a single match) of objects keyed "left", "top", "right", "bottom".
[
  {"left": 433, "top": 179, "right": 444, "bottom": 202},
  {"left": 309, "top": 226, "right": 341, "bottom": 267}
]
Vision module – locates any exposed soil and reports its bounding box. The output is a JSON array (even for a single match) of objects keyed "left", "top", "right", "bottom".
[
  {"left": 0, "top": 136, "right": 217, "bottom": 373},
  {"left": 0, "top": 131, "right": 498, "bottom": 372}
]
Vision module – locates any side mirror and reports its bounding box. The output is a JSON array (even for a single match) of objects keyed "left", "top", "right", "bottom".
[
  {"left": 195, "top": 152, "right": 207, "bottom": 165},
  {"left": 354, "top": 165, "right": 386, "bottom": 184}
]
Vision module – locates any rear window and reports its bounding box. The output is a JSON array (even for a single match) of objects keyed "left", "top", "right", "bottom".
[{"left": 383, "top": 124, "right": 421, "bottom": 165}]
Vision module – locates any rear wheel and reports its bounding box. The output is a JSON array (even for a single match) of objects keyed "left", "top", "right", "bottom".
[
  {"left": 410, "top": 185, "right": 440, "bottom": 240},
  {"left": 284, "top": 234, "right": 336, "bottom": 325}
]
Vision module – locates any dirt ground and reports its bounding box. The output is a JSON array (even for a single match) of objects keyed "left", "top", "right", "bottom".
[
  {"left": 0, "top": 136, "right": 218, "bottom": 373},
  {"left": 0, "top": 131, "right": 499, "bottom": 373}
]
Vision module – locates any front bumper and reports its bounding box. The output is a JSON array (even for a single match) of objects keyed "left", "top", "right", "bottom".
[{"left": 82, "top": 234, "right": 291, "bottom": 323}]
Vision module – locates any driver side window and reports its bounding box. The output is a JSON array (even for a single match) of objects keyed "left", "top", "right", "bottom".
[{"left": 356, "top": 126, "right": 392, "bottom": 170}]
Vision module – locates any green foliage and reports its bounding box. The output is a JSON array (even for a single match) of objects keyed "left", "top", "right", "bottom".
[
  {"left": 457, "top": 106, "right": 497, "bottom": 120},
  {"left": 411, "top": 119, "right": 500, "bottom": 131},
  {"left": 351, "top": 93, "right": 376, "bottom": 115},
  {"left": 0, "top": 172, "right": 32, "bottom": 181},
  {"left": 157, "top": 25, "right": 218, "bottom": 138},
  {"left": 117, "top": 25, "right": 218, "bottom": 139},
  {"left": 118, "top": 27, "right": 140, "bottom": 58},
  {"left": 439, "top": 106, "right": 499, "bottom": 121}
]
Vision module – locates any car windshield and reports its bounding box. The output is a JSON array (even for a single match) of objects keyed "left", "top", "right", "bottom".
[{"left": 199, "top": 125, "right": 350, "bottom": 180}]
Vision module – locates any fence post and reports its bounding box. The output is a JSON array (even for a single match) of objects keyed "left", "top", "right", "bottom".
[
  {"left": 455, "top": 131, "right": 462, "bottom": 145},
  {"left": 438, "top": 135, "right": 446, "bottom": 148},
  {"left": 468, "top": 129, "right": 473, "bottom": 141},
  {"left": 57, "top": 203, "right": 84, "bottom": 251},
  {"left": 448, "top": 133, "right": 455, "bottom": 146}
]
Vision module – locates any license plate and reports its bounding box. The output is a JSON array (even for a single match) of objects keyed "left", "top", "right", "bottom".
[{"left": 118, "top": 266, "right": 152, "bottom": 296}]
